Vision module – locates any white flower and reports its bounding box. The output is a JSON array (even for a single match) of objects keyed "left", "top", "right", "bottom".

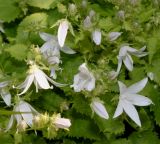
[
  {"left": 113, "top": 78, "right": 153, "bottom": 127},
  {"left": 71, "top": 63, "right": 95, "bottom": 92},
  {"left": 92, "top": 29, "right": 101, "bottom": 45},
  {"left": 115, "top": 45, "right": 147, "bottom": 77},
  {"left": 40, "top": 32, "right": 76, "bottom": 55},
  {"left": 16, "top": 63, "right": 66, "bottom": 95},
  {"left": 58, "top": 20, "right": 69, "bottom": 47},
  {"left": 53, "top": 114, "right": 71, "bottom": 130},
  {"left": 0, "top": 81, "right": 11, "bottom": 106},
  {"left": 90, "top": 98, "right": 109, "bottom": 119},
  {"left": 109, "top": 32, "right": 122, "bottom": 41},
  {"left": 6, "top": 100, "right": 39, "bottom": 132}
]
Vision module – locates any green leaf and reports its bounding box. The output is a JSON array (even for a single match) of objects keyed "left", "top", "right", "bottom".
[
  {"left": 129, "top": 131, "right": 160, "bottom": 144},
  {"left": 68, "top": 119, "right": 101, "bottom": 140},
  {"left": 16, "top": 13, "right": 48, "bottom": 43},
  {"left": 0, "top": 0, "right": 21, "bottom": 22},
  {"left": 27, "top": 0, "right": 57, "bottom": 9},
  {"left": 5, "top": 44, "right": 28, "bottom": 61}
]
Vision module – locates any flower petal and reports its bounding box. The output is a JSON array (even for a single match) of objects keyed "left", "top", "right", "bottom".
[
  {"left": 58, "top": 20, "right": 69, "bottom": 47},
  {"left": 122, "top": 100, "right": 141, "bottom": 126},
  {"left": 60, "top": 46, "right": 76, "bottom": 54},
  {"left": 123, "top": 54, "right": 133, "bottom": 71},
  {"left": 39, "top": 32, "right": 56, "bottom": 41},
  {"left": 18, "top": 75, "right": 34, "bottom": 95},
  {"left": 40, "top": 41, "right": 54, "bottom": 53},
  {"left": 109, "top": 32, "right": 122, "bottom": 41},
  {"left": 126, "top": 93, "right": 153, "bottom": 106},
  {"left": 92, "top": 29, "right": 101, "bottom": 45},
  {"left": 118, "top": 81, "right": 127, "bottom": 94},
  {"left": 1, "top": 89, "right": 11, "bottom": 106},
  {"left": 34, "top": 69, "right": 51, "bottom": 89},
  {"left": 90, "top": 99, "right": 109, "bottom": 119},
  {"left": 84, "top": 76, "right": 95, "bottom": 91},
  {"left": 127, "top": 78, "right": 148, "bottom": 94},
  {"left": 6, "top": 115, "right": 14, "bottom": 131},
  {"left": 46, "top": 76, "right": 67, "bottom": 87},
  {"left": 113, "top": 100, "right": 123, "bottom": 118}
]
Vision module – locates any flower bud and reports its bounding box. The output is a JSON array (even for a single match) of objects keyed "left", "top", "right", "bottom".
[
  {"left": 109, "top": 32, "right": 122, "bottom": 41},
  {"left": 117, "top": 10, "right": 125, "bottom": 21},
  {"left": 83, "top": 16, "right": 92, "bottom": 29},
  {"left": 68, "top": 3, "right": 77, "bottom": 16},
  {"left": 81, "top": 0, "right": 87, "bottom": 8}
]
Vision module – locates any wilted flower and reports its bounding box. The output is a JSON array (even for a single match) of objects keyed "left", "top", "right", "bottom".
[
  {"left": 90, "top": 98, "right": 109, "bottom": 119},
  {"left": 0, "top": 81, "right": 11, "bottom": 106},
  {"left": 113, "top": 78, "right": 153, "bottom": 126},
  {"left": 16, "top": 62, "right": 66, "bottom": 95},
  {"left": 115, "top": 45, "right": 147, "bottom": 77},
  {"left": 92, "top": 29, "right": 101, "bottom": 45},
  {"left": 117, "top": 10, "right": 125, "bottom": 21},
  {"left": 71, "top": 63, "right": 95, "bottom": 92},
  {"left": 109, "top": 32, "right": 122, "bottom": 41},
  {"left": 40, "top": 32, "right": 76, "bottom": 55},
  {"left": 52, "top": 114, "right": 71, "bottom": 130},
  {"left": 58, "top": 20, "right": 69, "bottom": 47},
  {"left": 6, "top": 100, "right": 39, "bottom": 132},
  {"left": 68, "top": 3, "right": 77, "bottom": 15}
]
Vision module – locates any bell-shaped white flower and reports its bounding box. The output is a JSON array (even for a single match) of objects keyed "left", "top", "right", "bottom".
[
  {"left": 71, "top": 63, "right": 95, "bottom": 92},
  {"left": 16, "top": 62, "right": 66, "bottom": 95},
  {"left": 0, "top": 81, "right": 11, "bottom": 106},
  {"left": 92, "top": 29, "right": 101, "bottom": 45},
  {"left": 53, "top": 114, "right": 71, "bottom": 130},
  {"left": 115, "top": 45, "right": 148, "bottom": 77},
  {"left": 58, "top": 20, "right": 69, "bottom": 47},
  {"left": 6, "top": 100, "right": 39, "bottom": 132},
  {"left": 109, "top": 32, "right": 122, "bottom": 41},
  {"left": 40, "top": 32, "right": 76, "bottom": 55},
  {"left": 90, "top": 98, "right": 109, "bottom": 119},
  {"left": 113, "top": 78, "right": 153, "bottom": 127}
]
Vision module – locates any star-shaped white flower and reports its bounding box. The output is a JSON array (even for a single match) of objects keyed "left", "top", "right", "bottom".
[
  {"left": 113, "top": 78, "right": 153, "bottom": 127},
  {"left": 16, "top": 62, "right": 66, "bottom": 95},
  {"left": 90, "top": 98, "right": 109, "bottom": 119},
  {"left": 6, "top": 100, "right": 39, "bottom": 132},
  {"left": 114, "top": 45, "right": 148, "bottom": 78},
  {"left": 92, "top": 29, "right": 101, "bottom": 45},
  {"left": 40, "top": 32, "right": 76, "bottom": 55},
  {"left": 0, "top": 81, "right": 11, "bottom": 106},
  {"left": 71, "top": 63, "right": 95, "bottom": 92}
]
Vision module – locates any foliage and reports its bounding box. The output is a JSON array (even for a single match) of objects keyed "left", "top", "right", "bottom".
[{"left": 0, "top": 0, "right": 160, "bottom": 143}]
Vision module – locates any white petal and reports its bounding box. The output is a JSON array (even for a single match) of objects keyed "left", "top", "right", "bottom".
[
  {"left": 40, "top": 41, "right": 54, "bottom": 53},
  {"left": 58, "top": 20, "right": 69, "bottom": 47},
  {"left": 46, "top": 75, "right": 67, "bottom": 87},
  {"left": 113, "top": 100, "right": 123, "bottom": 118},
  {"left": 126, "top": 93, "right": 153, "bottom": 106},
  {"left": 84, "top": 75, "right": 95, "bottom": 91},
  {"left": 109, "top": 32, "right": 122, "bottom": 41},
  {"left": 39, "top": 32, "right": 56, "bottom": 41},
  {"left": 18, "top": 75, "right": 34, "bottom": 95},
  {"left": 122, "top": 100, "right": 141, "bottom": 126},
  {"left": 71, "top": 74, "right": 84, "bottom": 92},
  {"left": 1, "top": 89, "right": 11, "bottom": 106},
  {"left": 60, "top": 46, "right": 76, "bottom": 54},
  {"left": 54, "top": 117, "right": 71, "bottom": 129},
  {"left": 19, "top": 101, "right": 34, "bottom": 127},
  {"left": 6, "top": 115, "right": 14, "bottom": 131},
  {"left": 127, "top": 78, "right": 148, "bottom": 94},
  {"left": 123, "top": 54, "right": 133, "bottom": 71},
  {"left": 0, "top": 81, "right": 8, "bottom": 88},
  {"left": 118, "top": 81, "right": 127, "bottom": 94},
  {"left": 90, "top": 99, "right": 109, "bottom": 119},
  {"left": 34, "top": 69, "right": 51, "bottom": 89},
  {"left": 116, "top": 57, "right": 123, "bottom": 75},
  {"left": 92, "top": 29, "right": 101, "bottom": 45}
]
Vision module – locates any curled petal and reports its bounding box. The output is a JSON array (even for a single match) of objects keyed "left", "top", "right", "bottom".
[
  {"left": 113, "top": 101, "right": 123, "bottom": 118},
  {"left": 58, "top": 20, "right": 69, "bottom": 47},
  {"left": 39, "top": 32, "right": 56, "bottom": 42},
  {"left": 123, "top": 54, "right": 133, "bottom": 71},
  {"left": 60, "top": 46, "right": 76, "bottom": 54}
]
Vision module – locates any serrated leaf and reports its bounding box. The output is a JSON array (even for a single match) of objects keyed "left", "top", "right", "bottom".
[
  {"left": 5, "top": 44, "right": 28, "bottom": 61},
  {"left": 68, "top": 119, "right": 101, "bottom": 140},
  {"left": 27, "top": 0, "right": 56, "bottom": 9},
  {"left": 129, "top": 131, "right": 160, "bottom": 144},
  {"left": 0, "top": 0, "right": 21, "bottom": 22},
  {"left": 16, "top": 13, "right": 48, "bottom": 43}
]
